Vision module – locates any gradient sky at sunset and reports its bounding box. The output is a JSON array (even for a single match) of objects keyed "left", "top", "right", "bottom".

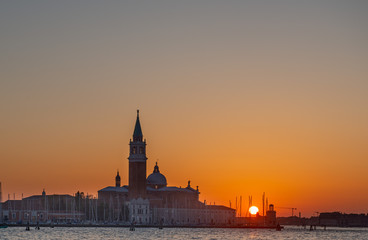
[{"left": 1, "top": 1, "right": 367, "bottom": 217}]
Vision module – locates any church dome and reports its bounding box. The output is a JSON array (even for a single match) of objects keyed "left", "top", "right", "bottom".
[{"left": 147, "top": 162, "right": 167, "bottom": 189}]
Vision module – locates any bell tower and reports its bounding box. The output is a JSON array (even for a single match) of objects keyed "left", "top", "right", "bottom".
[
  {"left": 115, "top": 170, "right": 121, "bottom": 187},
  {"left": 128, "top": 110, "right": 147, "bottom": 199}
]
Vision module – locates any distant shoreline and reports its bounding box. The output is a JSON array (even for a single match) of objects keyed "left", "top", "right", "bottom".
[
  {"left": 5, "top": 224, "right": 368, "bottom": 229},
  {"left": 5, "top": 224, "right": 280, "bottom": 229}
]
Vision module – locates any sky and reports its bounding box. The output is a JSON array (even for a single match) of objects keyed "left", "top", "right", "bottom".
[{"left": 0, "top": 1, "right": 367, "bottom": 217}]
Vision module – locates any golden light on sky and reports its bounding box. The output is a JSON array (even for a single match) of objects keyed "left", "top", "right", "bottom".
[{"left": 1, "top": 1, "right": 368, "bottom": 217}]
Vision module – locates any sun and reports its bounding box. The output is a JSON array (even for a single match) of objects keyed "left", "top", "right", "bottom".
[{"left": 249, "top": 206, "right": 259, "bottom": 215}]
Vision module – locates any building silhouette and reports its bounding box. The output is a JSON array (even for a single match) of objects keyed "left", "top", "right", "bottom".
[
  {"left": 98, "top": 110, "right": 235, "bottom": 225},
  {"left": 0, "top": 111, "right": 236, "bottom": 226}
]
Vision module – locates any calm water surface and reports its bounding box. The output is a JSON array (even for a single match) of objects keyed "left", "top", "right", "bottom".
[{"left": 1, "top": 226, "right": 368, "bottom": 240}]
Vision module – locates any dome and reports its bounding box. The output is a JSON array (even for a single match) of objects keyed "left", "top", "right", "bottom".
[{"left": 147, "top": 163, "right": 167, "bottom": 189}]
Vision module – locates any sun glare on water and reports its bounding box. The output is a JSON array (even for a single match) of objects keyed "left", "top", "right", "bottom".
[{"left": 249, "top": 206, "right": 259, "bottom": 215}]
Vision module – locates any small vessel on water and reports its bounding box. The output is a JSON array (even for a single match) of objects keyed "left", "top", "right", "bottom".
[
  {"left": 276, "top": 223, "right": 282, "bottom": 231},
  {"left": 26, "top": 221, "right": 30, "bottom": 231},
  {"left": 0, "top": 223, "right": 8, "bottom": 229},
  {"left": 129, "top": 221, "right": 135, "bottom": 231}
]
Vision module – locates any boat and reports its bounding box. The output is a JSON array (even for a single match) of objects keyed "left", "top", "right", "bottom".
[
  {"left": 276, "top": 223, "right": 282, "bottom": 231},
  {"left": 26, "top": 221, "right": 30, "bottom": 231},
  {"left": 0, "top": 223, "right": 8, "bottom": 229},
  {"left": 129, "top": 221, "right": 135, "bottom": 231}
]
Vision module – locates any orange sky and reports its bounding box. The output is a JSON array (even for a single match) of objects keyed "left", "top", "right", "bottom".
[{"left": 1, "top": 1, "right": 368, "bottom": 217}]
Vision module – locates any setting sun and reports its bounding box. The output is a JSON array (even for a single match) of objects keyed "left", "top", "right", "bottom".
[{"left": 249, "top": 206, "right": 259, "bottom": 215}]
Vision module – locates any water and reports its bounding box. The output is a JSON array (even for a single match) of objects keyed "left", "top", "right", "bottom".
[{"left": 1, "top": 226, "right": 368, "bottom": 240}]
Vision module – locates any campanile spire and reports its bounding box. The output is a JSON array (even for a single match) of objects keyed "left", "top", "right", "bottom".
[
  {"left": 133, "top": 109, "right": 143, "bottom": 142},
  {"left": 128, "top": 110, "right": 147, "bottom": 199}
]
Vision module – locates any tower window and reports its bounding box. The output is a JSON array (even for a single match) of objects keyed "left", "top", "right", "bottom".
[
  {"left": 132, "top": 147, "right": 136, "bottom": 154},
  {"left": 139, "top": 147, "right": 144, "bottom": 154}
]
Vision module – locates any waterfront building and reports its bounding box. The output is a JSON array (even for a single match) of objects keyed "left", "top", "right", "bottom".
[
  {"left": 1, "top": 111, "right": 235, "bottom": 226},
  {"left": 0, "top": 182, "right": 2, "bottom": 223},
  {"left": 98, "top": 110, "right": 236, "bottom": 226},
  {"left": 319, "top": 212, "right": 368, "bottom": 227},
  {"left": 266, "top": 204, "right": 277, "bottom": 226},
  {"left": 1, "top": 191, "right": 88, "bottom": 224}
]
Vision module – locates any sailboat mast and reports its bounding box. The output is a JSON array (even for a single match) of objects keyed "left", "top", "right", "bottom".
[{"left": 240, "top": 196, "right": 242, "bottom": 217}]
